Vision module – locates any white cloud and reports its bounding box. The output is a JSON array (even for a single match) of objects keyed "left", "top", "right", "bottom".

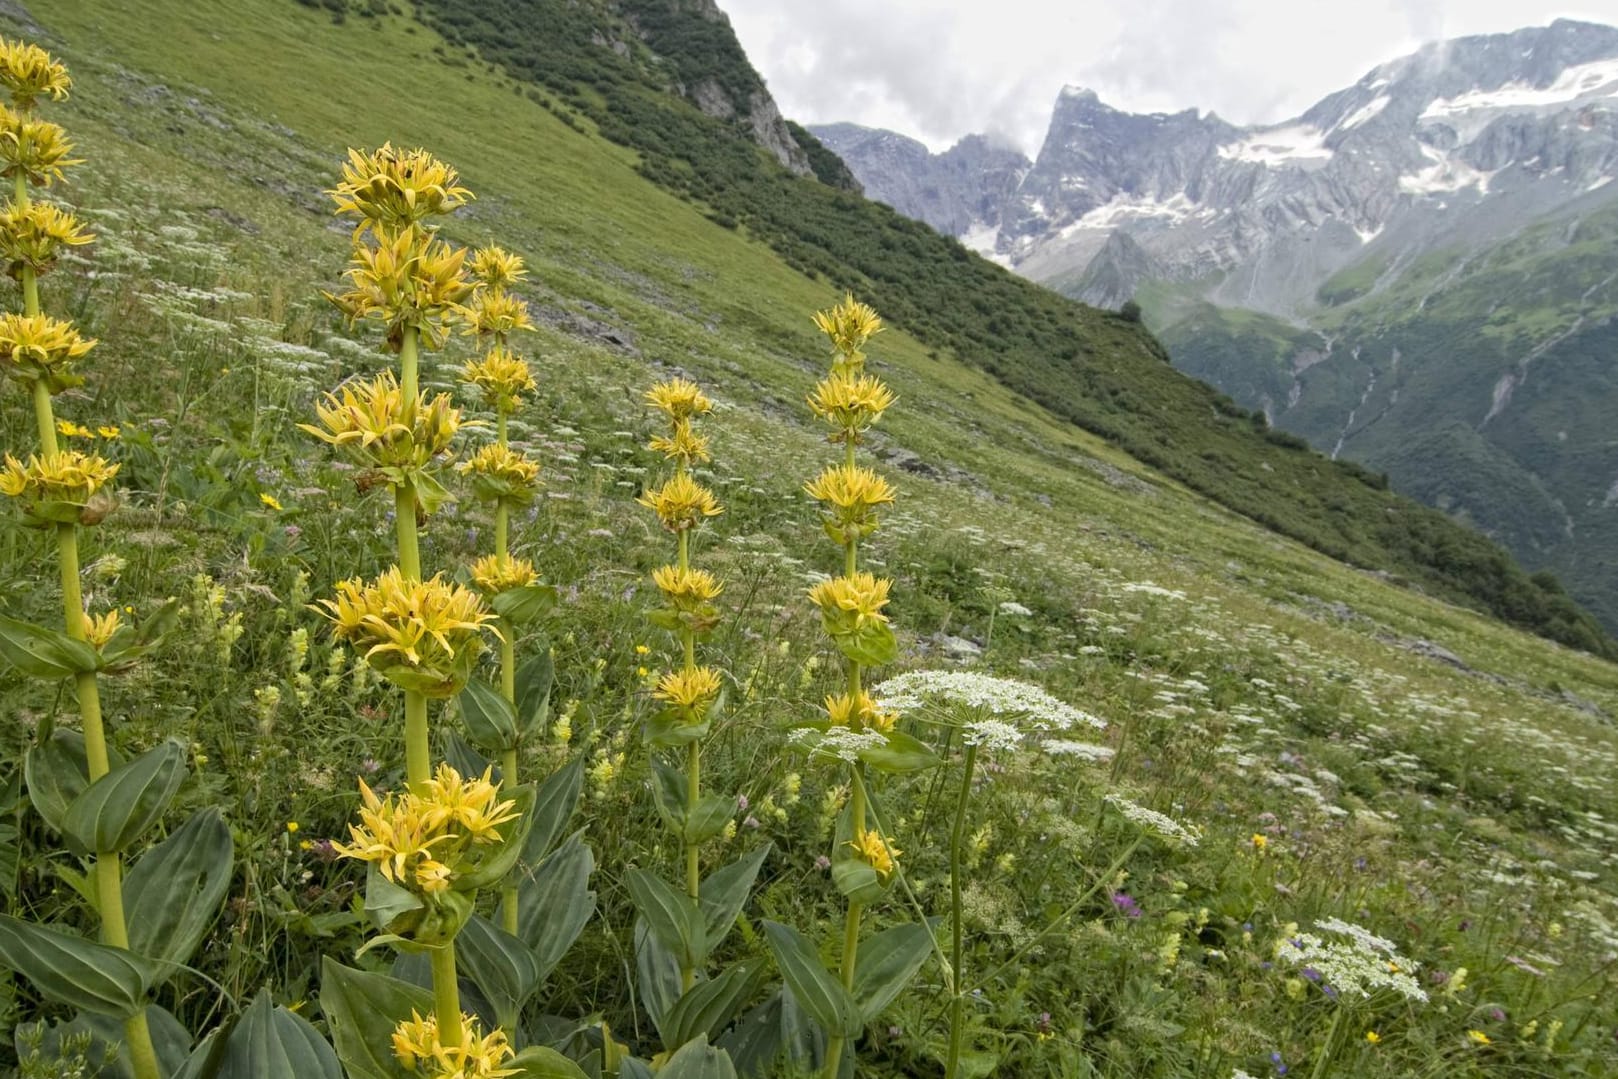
[{"left": 721, "top": 0, "right": 1618, "bottom": 156}]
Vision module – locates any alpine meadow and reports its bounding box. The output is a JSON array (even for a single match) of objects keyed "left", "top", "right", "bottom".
[{"left": 0, "top": 3, "right": 1616, "bottom": 1079}]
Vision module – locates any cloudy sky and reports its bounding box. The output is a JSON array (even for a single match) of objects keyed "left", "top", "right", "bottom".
[{"left": 723, "top": 1, "right": 1618, "bottom": 155}]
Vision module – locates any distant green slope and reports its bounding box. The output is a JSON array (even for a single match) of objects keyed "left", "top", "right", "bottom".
[{"left": 412, "top": 0, "right": 1615, "bottom": 657}]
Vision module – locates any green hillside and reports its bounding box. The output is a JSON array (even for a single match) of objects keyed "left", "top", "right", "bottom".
[{"left": 3, "top": 2, "right": 1618, "bottom": 1077}]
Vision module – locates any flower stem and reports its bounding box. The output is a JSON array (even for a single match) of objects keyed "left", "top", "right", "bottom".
[
  {"left": 430, "top": 942, "right": 463, "bottom": 1048},
  {"left": 1310, "top": 1006, "right": 1346, "bottom": 1079},
  {"left": 394, "top": 482, "right": 421, "bottom": 582},
  {"left": 404, "top": 691, "right": 429, "bottom": 786},
  {"left": 399, "top": 324, "right": 419, "bottom": 405},
  {"left": 821, "top": 899, "right": 864, "bottom": 1079},
  {"left": 945, "top": 743, "right": 978, "bottom": 1079}
]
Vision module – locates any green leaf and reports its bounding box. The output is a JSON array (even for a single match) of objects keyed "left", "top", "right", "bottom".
[
  {"left": 125, "top": 807, "right": 234, "bottom": 983},
  {"left": 833, "top": 620, "right": 897, "bottom": 667},
  {"left": 521, "top": 756, "right": 583, "bottom": 867},
  {"left": 517, "top": 832, "right": 595, "bottom": 981},
  {"left": 455, "top": 783, "right": 536, "bottom": 891},
  {"left": 18, "top": 1004, "right": 193, "bottom": 1079},
  {"left": 644, "top": 712, "right": 710, "bottom": 748},
  {"left": 625, "top": 868, "right": 706, "bottom": 969},
  {"left": 698, "top": 843, "right": 770, "bottom": 949},
  {"left": 515, "top": 649, "right": 554, "bottom": 735},
  {"left": 505, "top": 1046, "right": 590, "bottom": 1079},
  {"left": 634, "top": 917, "right": 683, "bottom": 1040},
  {"left": 683, "top": 793, "right": 735, "bottom": 844},
  {"left": 646, "top": 609, "right": 682, "bottom": 632},
  {"left": 759, "top": 921, "right": 861, "bottom": 1038},
  {"left": 458, "top": 678, "right": 520, "bottom": 753},
  {"left": 320, "top": 958, "right": 433, "bottom": 1079},
  {"left": 97, "top": 598, "right": 182, "bottom": 673},
  {"left": 657, "top": 1036, "right": 738, "bottom": 1079},
  {"left": 0, "top": 615, "right": 99, "bottom": 679},
  {"left": 62, "top": 740, "right": 187, "bottom": 854},
  {"left": 858, "top": 730, "right": 940, "bottom": 775},
  {"left": 443, "top": 731, "right": 490, "bottom": 787},
  {"left": 779, "top": 984, "right": 829, "bottom": 1075},
  {"left": 851, "top": 923, "right": 933, "bottom": 1023},
  {"left": 0, "top": 914, "right": 155, "bottom": 1016},
  {"left": 493, "top": 582, "right": 558, "bottom": 624},
  {"left": 24, "top": 729, "right": 93, "bottom": 841},
  {"left": 212, "top": 989, "right": 343, "bottom": 1079},
  {"left": 363, "top": 863, "right": 426, "bottom": 937},
  {"left": 649, "top": 758, "right": 688, "bottom": 836},
  {"left": 830, "top": 858, "right": 887, "bottom": 905},
  {"left": 716, "top": 991, "right": 784, "bottom": 1078},
  {"left": 665, "top": 959, "right": 765, "bottom": 1049},
  {"left": 457, "top": 913, "right": 542, "bottom": 1031}
]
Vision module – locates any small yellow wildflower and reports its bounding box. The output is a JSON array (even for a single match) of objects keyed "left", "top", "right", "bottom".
[
  {"left": 0, "top": 449, "right": 118, "bottom": 526},
  {"left": 0, "top": 312, "right": 94, "bottom": 392},
  {"left": 1468, "top": 1030, "right": 1491, "bottom": 1046},
  {"left": 824, "top": 691, "right": 896, "bottom": 732},
  {"left": 1365, "top": 1031, "right": 1381, "bottom": 1045},
  {"left": 847, "top": 827, "right": 899, "bottom": 879},
  {"left": 812, "top": 293, "right": 883, "bottom": 369},
  {"left": 96, "top": 425, "right": 119, "bottom": 440},
  {"left": 652, "top": 666, "right": 723, "bottom": 722},
  {"left": 285, "top": 821, "right": 299, "bottom": 834},
  {"left": 637, "top": 472, "right": 722, "bottom": 532},
  {"left": 457, "top": 443, "right": 540, "bottom": 505},
  {"left": 634, "top": 643, "right": 651, "bottom": 655},
  {"left": 328, "top": 144, "right": 472, "bottom": 236},
  {"left": 1250, "top": 833, "right": 1267, "bottom": 852},
  {"left": 469, "top": 553, "right": 538, "bottom": 596},
  {"left": 460, "top": 346, "right": 536, "bottom": 414},
  {"left": 391, "top": 1010, "right": 518, "bottom": 1078},
  {"left": 643, "top": 378, "right": 714, "bottom": 421},
  {"left": 83, "top": 609, "right": 121, "bottom": 650},
  {"left": 0, "top": 200, "right": 93, "bottom": 276},
  {"left": 469, "top": 245, "right": 527, "bottom": 289},
  {"left": 55, "top": 418, "right": 90, "bottom": 438},
  {"left": 651, "top": 564, "right": 724, "bottom": 611},
  {"left": 316, "top": 568, "right": 493, "bottom": 697},
  {"left": 0, "top": 40, "right": 71, "bottom": 108},
  {"left": 260, "top": 492, "right": 284, "bottom": 512},
  {"left": 807, "top": 371, "right": 895, "bottom": 441},
  {"left": 0, "top": 112, "right": 80, "bottom": 186}
]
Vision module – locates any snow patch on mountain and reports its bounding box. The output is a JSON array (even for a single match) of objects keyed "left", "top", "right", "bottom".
[
  {"left": 1218, "top": 124, "right": 1333, "bottom": 167},
  {"left": 1338, "top": 95, "right": 1391, "bottom": 131},
  {"left": 1399, "top": 144, "right": 1494, "bottom": 195},
  {"left": 1422, "top": 57, "right": 1618, "bottom": 121}
]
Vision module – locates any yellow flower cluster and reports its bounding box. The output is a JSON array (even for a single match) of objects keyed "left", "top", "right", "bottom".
[
  {"left": 807, "top": 371, "right": 895, "bottom": 444},
  {"left": 456, "top": 443, "right": 540, "bottom": 506},
  {"left": 824, "top": 690, "right": 896, "bottom": 733},
  {"left": 0, "top": 108, "right": 79, "bottom": 188},
  {"left": 460, "top": 347, "right": 536, "bottom": 416},
  {"left": 392, "top": 1010, "right": 517, "bottom": 1078},
  {"left": 651, "top": 564, "right": 723, "bottom": 611},
  {"left": 652, "top": 666, "right": 723, "bottom": 723},
  {"left": 83, "top": 609, "right": 121, "bottom": 650},
  {"left": 637, "top": 471, "right": 722, "bottom": 532},
  {"left": 0, "top": 200, "right": 92, "bottom": 277},
  {"left": 0, "top": 449, "right": 118, "bottom": 526},
  {"left": 812, "top": 293, "right": 883, "bottom": 370},
  {"left": 807, "top": 572, "right": 891, "bottom": 631},
  {"left": 804, "top": 463, "right": 897, "bottom": 544},
  {"left": 300, "top": 372, "right": 462, "bottom": 475},
  {"left": 329, "top": 143, "right": 472, "bottom": 238},
  {"left": 0, "top": 39, "right": 71, "bottom": 108},
  {"left": 0, "top": 312, "right": 94, "bottom": 393},
  {"left": 461, "top": 287, "right": 533, "bottom": 342},
  {"left": 316, "top": 568, "right": 493, "bottom": 697},
  {"left": 325, "top": 228, "right": 473, "bottom": 352},
  {"left": 644, "top": 377, "right": 715, "bottom": 469},
  {"left": 469, "top": 553, "right": 539, "bottom": 597},
  {"left": 335, "top": 764, "right": 519, "bottom": 896},
  {"left": 847, "top": 827, "right": 900, "bottom": 879},
  {"left": 469, "top": 245, "right": 527, "bottom": 289}
]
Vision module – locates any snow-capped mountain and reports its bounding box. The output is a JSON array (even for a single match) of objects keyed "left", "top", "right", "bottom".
[{"left": 816, "top": 20, "right": 1618, "bottom": 631}]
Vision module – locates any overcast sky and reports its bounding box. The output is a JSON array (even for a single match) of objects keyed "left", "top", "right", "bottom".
[{"left": 722, "top": 1, "right": 1618, "bottom": 156}]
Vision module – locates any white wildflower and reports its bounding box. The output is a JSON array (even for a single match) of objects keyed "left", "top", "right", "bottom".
[
  {"left": 963, "top": 719, "right": 1023, "bottom": 753},
  {"left": 1041, "top": 739, "right": 1114, "bottom": 762},
  {"left": 1104, "top": 794, "right": 1201, "bottom": 847},
  {"left": 1274, "top": 922, "right": 1428, "bottom": 1003},
  {"left": 789, "top": 726, "right": 886, "bottom": 763},
  {"left": 874, "top": 670, "right": 1105, "bottom": 731},
  {"left": 997, "top": 600, "right": 1033, "bottom": 617}
]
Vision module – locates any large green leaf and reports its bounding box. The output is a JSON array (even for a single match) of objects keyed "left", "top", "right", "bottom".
[
  {"left": 514, "top": 648, "right": 554, "bottom": 735},
  {"left": 125, "top": 807, "right": 234, "bottom": 983},
  {"left": 363, "top": 863, "right": 427, "bottom": 938},
  {"left": 62, "top": 740, "right": 187, "bottom": 855},
  {"left": 657, "top": 1036, "right": 737, "bottom": 1079},
  {"left": 634, "top": 918, "right": 683, "bottom": 1039},
  {"left": 521, "top": 755, "right": 583, "bottom": 866},
  {"left": 664, "top": 959, "right": 765, "bottom": 1050},
  {"left": 24, "top": 729, "right": 95, "bottom": 840},
  {"left": 0, "top": 614, "right": 99, "bottom": 679},
  {"left": 648, "top": 758, "right": 688, "bottom": 836},
  {"left": 683, "top": 793, "right": 735, "bottom": 844},
  {"left": 17, "top": 1004, "right": 193, "bottom": 1079},
  {"left": 506, "top": 1045, "right": 589, "bottom": 1078},
  {"left": 716, "top": 991, "right": 784, "bottom": 1078},
  {"left": 858, "top": 729, "right": 940, "bottom": 775},
  {"left": 759, "top": 921, "right": 861, "bottom": 1039},
  {"left": 698, "top": 844, "right": 770, "bottom": 949},
  {"left": 831, "top": 619, "right": 897, "bottom": 667},
  {"left": 851, "top": 923, "right": 933, "bottom": 1023},
  {"left": 457, "top": 913, "right": 542, "bottom": 1031},
  {"left": 492, "top": 582, "right": 558, "bottom": 625},
  {"left": 517, "top": 832, "right": 595, "bottom": 980},
  {"left": 458, "top": 678, "right": 519, "bottom": 753},
  {"left": 624, "top": 868, "right": 705, "bottom": 970},
  {"left": 0, "top": 914, "right": 155, "bottom": 1017},
  {"left": 211, "top": 989, "right": 342, "bottom": 1079},
  {"left": 443, "top": 730, "right": 491, "bottom": 785},
  {"left": 319, "top": 959, "right": 433, "bottom": 1079}
]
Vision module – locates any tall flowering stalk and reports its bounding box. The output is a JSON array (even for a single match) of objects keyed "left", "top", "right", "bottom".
[
  {"left": 638, "top": 377, "right": 725, "bottom": 992},
  {"left": 313, "top": 145, "right": 501, "bottom": 1056},
  {"left": 0, "top": 40, "right": 166, "bottom": 1079},
  {"left": 770, "top": 296, "right": 936, "bottom": 1079},
  {"left": 458, "top": 242, "right": 543, "bottom": 935}
]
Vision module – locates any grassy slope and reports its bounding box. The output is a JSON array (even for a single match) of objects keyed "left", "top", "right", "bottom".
[{"left": 2, "top": 2, "right": 1617, "bottom": 1075}]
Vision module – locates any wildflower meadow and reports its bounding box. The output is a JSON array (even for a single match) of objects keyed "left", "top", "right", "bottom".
[{"left": 2, "top": 18, "right": 1617, "bottom": 1079}]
